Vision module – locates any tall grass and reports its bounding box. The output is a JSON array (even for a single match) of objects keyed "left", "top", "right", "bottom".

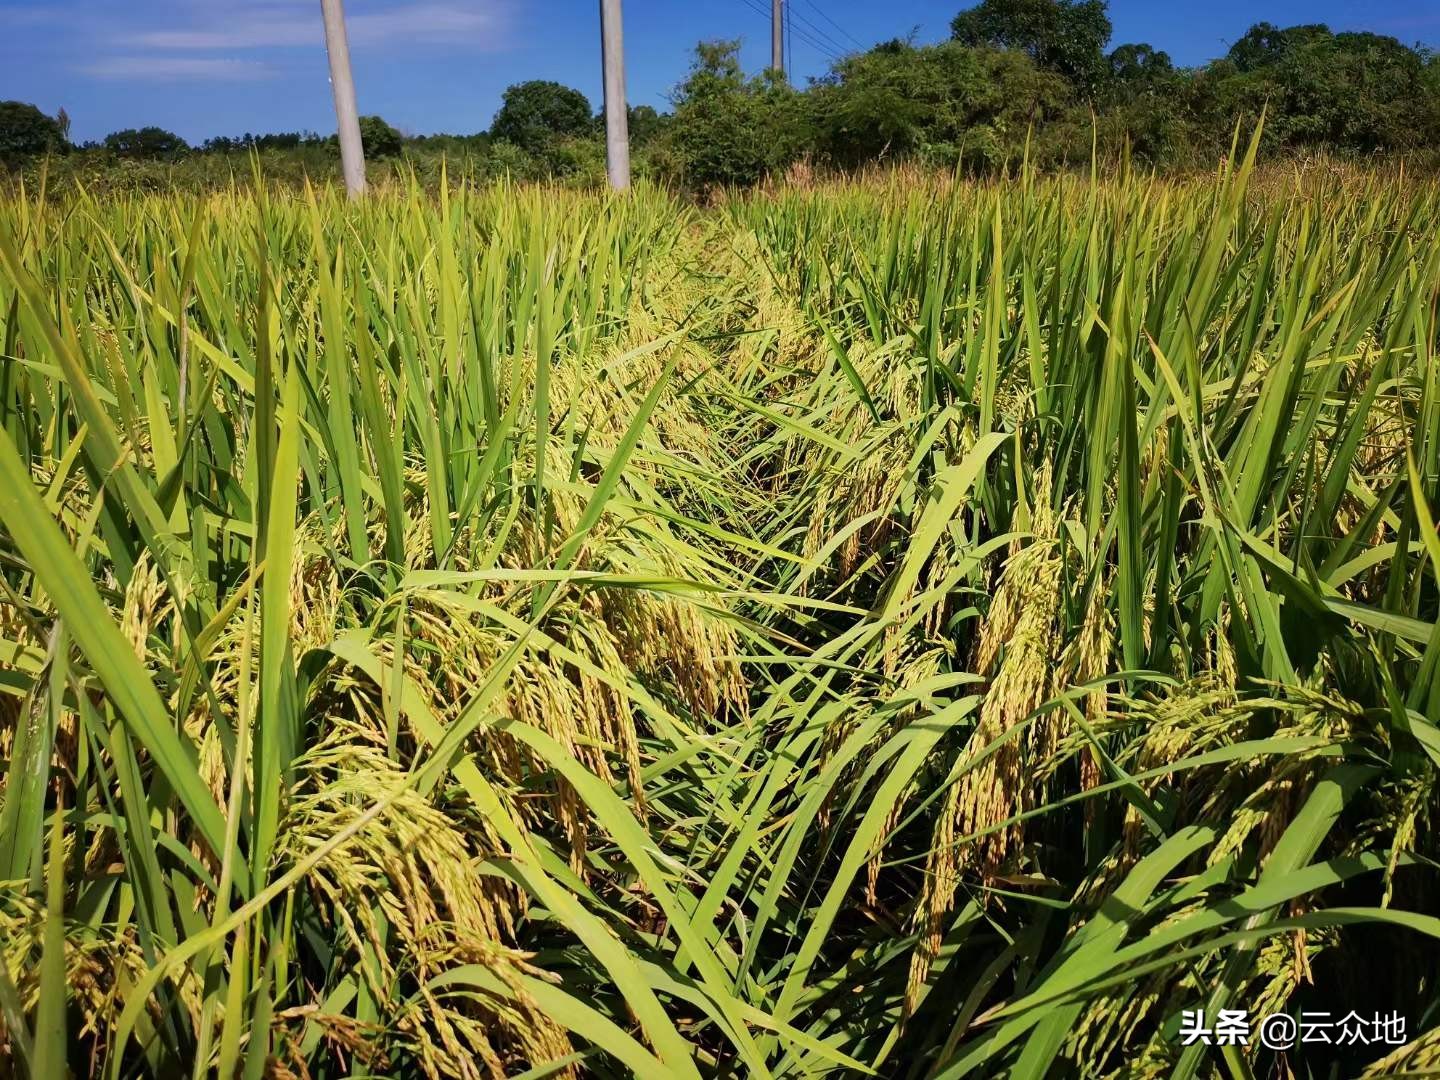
[{"left": 2, "top": 143, "right": 1439, "bottom": 1077}]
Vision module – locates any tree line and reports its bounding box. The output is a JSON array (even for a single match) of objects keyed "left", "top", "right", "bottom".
[{"left": 4, "top": 0, "right": 1438, "bottom": 190}]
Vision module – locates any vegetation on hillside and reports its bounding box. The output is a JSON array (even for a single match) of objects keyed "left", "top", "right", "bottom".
[{"left": 2, "top": 127, "right": 1440, "bottom": 1076}]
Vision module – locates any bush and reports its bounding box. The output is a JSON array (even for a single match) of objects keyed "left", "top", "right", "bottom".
[{"left": 541, "top": 137, "right": 606, "bottom": 182}]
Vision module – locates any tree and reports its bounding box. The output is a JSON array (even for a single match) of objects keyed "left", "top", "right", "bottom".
[
  {"left": 1097, "top": 44, "right": 1185, "bottom": 161},
  {"left": 658, "top": 41, "right": 811, "bottom": 188},
  {"left": 811, "top": 40, "right": 1072, "bottom": 168},
  {"left": 490, "top": 81, "right": 594, "bottom": 153},
  {"left": 951, "top": 0, "right": 1111, "bottom": 93},
  {"left": 1108, "top": 43, "right": 1172, "bottom": 86},
  {"left": 1195, "top": 24, "right": 1440, "bottom": 153},
  {"left": 627, "top": 104, "right": 667, "bottom": 147},
  {"left": 1105, "top": 41, "right": 1176, "bottom": 109},
  {"left": 1224, "top": 22, "right": 1331, "bottom": 73},
  {"left": 0, "top": 101, "right": 68, "bottom": 164},
  {"left": 357, "top": 115, "right": 403, "bottom": 157},
  {"left": 103, "top": 127, "right": 188, "bottom": 159}
]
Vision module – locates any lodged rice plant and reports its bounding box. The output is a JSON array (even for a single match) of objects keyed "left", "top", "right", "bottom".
[{"left": 2, "top": 136, "right": 1440, "bottom": 1078}]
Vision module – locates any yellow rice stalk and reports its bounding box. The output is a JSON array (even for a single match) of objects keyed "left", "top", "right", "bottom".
[
  {"left": 905, "top": 495, "right": 1062, "bottom": 1013},
  {"left": 0, "top": 890, "right": 180, "bottom": 1048},
  {"left": 282, "top": 720, "right": 570, "bottom": 1078},
  {"left": 1360, "top": 1025, "right": 1440, "bottom": 1076}
]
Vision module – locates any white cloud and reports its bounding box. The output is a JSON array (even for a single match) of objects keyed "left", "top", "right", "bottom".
[
  {"left": 128, "top": 20, "right": 321, "bottom": 50},
  {"left": 0, "top": 6, "right": 63, "bottom": 27},
  {"left": 80, "top": 56, "right": 277, "bottom": 81},
  {"left": 125, "top": 2, "right": 507, "bottom": 51},
  {"left": 348, "top": 3, "right": 506, "bottom": 46}
]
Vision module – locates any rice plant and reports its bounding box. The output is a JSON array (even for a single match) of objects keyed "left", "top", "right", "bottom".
[{"left": 2, "top": 141, "right": 1439, "bottom": 1078}]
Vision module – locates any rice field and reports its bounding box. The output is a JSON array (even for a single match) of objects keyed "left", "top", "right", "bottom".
[{"left": 3, "top": 139, "right": 1440, "bottom": 1078}]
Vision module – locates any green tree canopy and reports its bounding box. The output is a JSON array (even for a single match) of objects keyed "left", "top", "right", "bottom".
[
  {"left": 1193, "top": 24, "right": 1440, "bottom": 152},
  {"left": 951, "top": 0, "right": 1112, "bottom": 93},
  {"left": 357, "top": 115, "right": 404, "bottom": 157},
  {"left": 490, "top": 81, "right": 594, "bottom": 153},
  {"left": 627, "top": 104, "right": 667, "bottom": 147},
  {"left": 0, "top": 101, "right": 68, "bottom": 164},
  {"left": 1224, "top": 22, "right": 1332, "bottom": 72},
  {"left": 810, "top": 39, "right": 1072, "bottom": 168},
  {"left": 103, "top": 126, "right": 188, "bottom": 159},
  {"left": 1108, "top": 43, "right": 1173, "bottom": 86},
  {"left": 658, "top": 41, "right": 811, "bottom": 188}
]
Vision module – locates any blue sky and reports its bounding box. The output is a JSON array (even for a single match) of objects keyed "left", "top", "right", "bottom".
[{"left": 1, "top": 0, "right": 1436, "bottom": 144}]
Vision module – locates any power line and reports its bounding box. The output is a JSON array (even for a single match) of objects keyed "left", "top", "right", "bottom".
[
  {"left": 795, "top": 0, "right": 866, "bottom": 52},
  {"left": 740, "top": 0, "right": 846, "bottom": 62},
  {"left": 739, "top": 0, "right": 834, "bottom": 60},
  {"left": 736, "top": 0, "right": 842, "bottom": 63},
  {"left": 786, "top": 3, "right": 854, "bottom": 58},
  {"left": 786, "top": 0, "right": 793, "bottom": 75},
  {"left": 792, "top": 24, "right": 844, "bottom": 64}
]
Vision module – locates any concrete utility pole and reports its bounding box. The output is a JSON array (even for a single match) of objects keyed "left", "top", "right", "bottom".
[
  {"left": 772, "top": 0, "right": 784, "bottom": 78},
  {"left": 320, "top": 0, "right": 366, "bottom": 198},
  {"left": 600, "top": 0, "right": 631, "bottom": 191}
]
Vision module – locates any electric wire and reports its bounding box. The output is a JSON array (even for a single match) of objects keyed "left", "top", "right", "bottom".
[
  {"left": 786, "top": 2, "right": 855, "bottom": 58},
  {"left": 735, "top": 0, "right": 845, "bottom": 64},
  {"left": 795, "top": 0, "right": 867, "bottom": 52}
]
